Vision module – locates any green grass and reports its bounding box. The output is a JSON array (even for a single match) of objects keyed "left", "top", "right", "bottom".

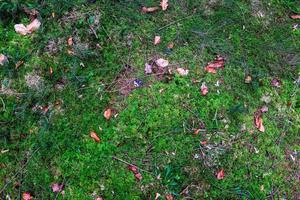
[{"left": 1, "top": 0, "right": 300, "bottom": 199}]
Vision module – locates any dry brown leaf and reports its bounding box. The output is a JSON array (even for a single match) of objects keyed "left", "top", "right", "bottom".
[
  {"left": 216, "top": 169, "right": 225, "bottom": 180},
  {"left": 155, "top": 58, "right": 169, "bottom": 68},
  {"left": 0, "top": 54, "right": 8, "bottom": 65},
  {"left": 141, "top": 6, "right": 159, "bottom": 13},
  {"left": 15, "top": 60, "right": 24, "bottom": 69},
  {"left": 160, "top": 0, "right": 169, "bottom": 11},
  {"left": 14, "top": 19, "right": 41, "bottom": 35},
  {"left": 167, "top": 42, "right": 174, "bottom": 49},
  {"left": 154, "top": 36, "right": 161, "bottom": 45},
  {"left": 176, "top": 68, "right": 189, "bottom": 76},
  {"left": 290, "top": 15, "right": 300, "bottom": 19},
  {"left": 104, "top": 108, "right": 112, "bottom": 120},
  {"left": 201, "top": 82, "right": 208, "bottom": 96},
  {"left": 90, "top": 131, "right": 101, "bottom": 142},
  {"left": 254, "top": 110, "right": 265, "bottom": 132},
  {"left": 26, "top": 19, "right": 41, "bottom": 33},
  {"left": 22, "top": 192, "right": 32, "bottom": 200},
  {"left": 165, "top": 194, "right": 173, "bottom": 200},
  {"left": 14, "top": 24, "right": 29, "bottom": 35},
  {"left": 67, "top": 37, "right": 73, "bottom": 46}
]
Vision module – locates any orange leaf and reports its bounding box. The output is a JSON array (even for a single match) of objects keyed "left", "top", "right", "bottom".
[
  {"left": 160, "top": 0, "right": 169, "bottom": 11},
  {"left": 154, "top": 36, "right": 161, "bottom": 45},
  {"left": 254, "top": 110, "right": 265, "bottom": 132},
  {"left": 141, "top": 6, "right": 159, "bottom": 13},
  {"left": 90, "top": 131, "right": 101, "bottom": 142},
  {"left": 216, "top": 169, "right": 225, "bottom": 180},
  {"left": 104, "top": 108, "right": 112, "bottom": 120}
]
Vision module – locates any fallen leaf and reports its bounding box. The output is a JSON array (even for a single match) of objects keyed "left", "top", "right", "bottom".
[
  {"left": 90, "top": 131, "right": 101, "bottom": 142},
  {"left": 15, "top": 19, "right": 41, "bottom": 35},
  {"left": 155, "top": 58, "right": 169, "bottom": 68},
  {"left": 14, "top": 24, "right": 29, "bottom": 35},
  {"left": 271, "top": 78, "right": 281, "bottom": 87},
  {"left": 134, "top": 173, "right": 143, "bottom": 181},
  {"left": 201, "top": 82, "right": 208, "bottom": 96},
  {"left": 96, "top": 198, "right": 103, "bottom": 200},
  {"left": 176, "top": 68, "right": 189, "bottom": 76},
  {"left": 145, "top": 63, "right": 153, "bottom": 74},
  {"left": 141, "top": 6, "right": 159, "bottom": 13},
  {"left": 154, "top": 36, "right": 161, "bottom": 45},
  {"left": 204, "top": 55, "right": 225, "bottom": 74},
  {"left": 167, "top": 42, "right": 174, "bottom": 49},
  {"left": 67, "top": 37, "right": 73, "bottom": 46},
  {"left": 160, "top": 0, "right": 169, "bottom": 11},
  {"left": 128, "top": 165, "right": 138, "bottom": 174},
  {"left": 0, "top": 54, "right": 8, "bottom": 65},
  {"left": 22, "top": 192, "right": 32, "bottom": 200},
  {"left": 290, "top": 15, "right": 300, "bottom": 19},
  {"left": 254, "top": 110, "right": 265, "bottom": 132},
  {"left": 15, "top": 60, "right": 24, "bottom": 69},
  {"left": 50, "top": 67, "right": 53, "bottom": 76},
  {"left": 216, "top": 169, "right": 225, "bottom": 180},
  {"left": 26, "top": 19, "right": 41, "bottom": 33},
  {"left": 104, "top": 108, "right": 112, "bottom": 120},
  {"left": 260, "top": 106, "right": 268, "bottom": 113},
  {"left": 51, "top": 183, "right": 64, "bottom": 193},
  {"left": 244, "top": 75, "right": 252, "bottom": 84},
  {"left": 165, "top": 194, "right": 173, "bottom": 200},
  {"left": 155, "top": 193, "right": 161, "bottom": 200}
]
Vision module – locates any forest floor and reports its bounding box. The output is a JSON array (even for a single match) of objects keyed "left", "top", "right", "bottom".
[{"left": 1, "top": 0, "right": 300, "bottom": 199}]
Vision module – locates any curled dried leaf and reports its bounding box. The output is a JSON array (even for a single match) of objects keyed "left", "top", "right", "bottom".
[
  {"left": 166, "top": 194, "right": 173, "bottom": 200},
  {"left": 0, "top": 54, "right": 8, "bottom": 65},
  {"left": 22, "top": 192, "right": 32, "bottom": 200},
  {"left": 176, "top": 68, "right": 189, "bottom": 76},
  {"left": 204, "top": 55, "right": 225, "bottom": 74},
  {"left": 104, "top": 108, "right": 112, "bottom": 120},
  {"left": 51, "top": 183, "right": 64, "bottom": 193},
  {"left": 90, "top": 131, "right": 101, "bottom": 142},
  {"left": 290, "top": 15, "right": 300, "bottom": 19},
  {"left": 160, "top": 0, "right": 169, "bottom": 11},
  {"left": 201, "top": 82, "right": 208, "bottom": 96},
  {"left": 155, "top": 58, "right": 169, "bottom": 68},
  {"left": 15, "top": 19, "right": 41, "bottom": 35},
  {"left": 154, "top": 36, "right": 161, "bottom": 45},
  {"left": 254, "top": 110, "right": 265, "bottom": 132},
  {"left": 67, "top": 37, "right": 73, "bottom": 46},
  {"left": 141, "top": 6, "right": 159, "bottom": 13},
  {"left": 216, "top": 169, "right": 225, "bottom": 180}
]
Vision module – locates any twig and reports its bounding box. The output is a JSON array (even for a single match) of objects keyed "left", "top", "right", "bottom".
[
  {"left": 89, "top": 25, "right": 98, "bottom": 39},
  {"left": 158, "top": 14, "right": 194, "bottom": 31},
  {"left": 112, "top": 156, "right": 154, "bottom": 175}
]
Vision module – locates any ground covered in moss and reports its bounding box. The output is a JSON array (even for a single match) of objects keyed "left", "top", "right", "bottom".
[{"left": 1, "top": 0, "right": 300, "bottom": 199}]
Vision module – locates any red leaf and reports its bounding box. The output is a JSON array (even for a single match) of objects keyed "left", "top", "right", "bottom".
[
  {"left": 22, "top": 192, "right": 32, "bottom": 200},
  {"left": 216, "top": 169, "right": 225, "bottom": 180},
  {"left": 90, "top": 131, "right": 101, "bottom": 142},
  {"left": 201, "top": 83, "right": 208, "bottom": 96},
  {"left": 204, "top": 56, "right": 225, "bottom": 74}
]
